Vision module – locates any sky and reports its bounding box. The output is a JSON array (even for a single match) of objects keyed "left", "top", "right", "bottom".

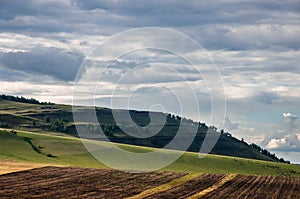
[{"left": 0, "top": 0, "right": 300, "bottom": 163}]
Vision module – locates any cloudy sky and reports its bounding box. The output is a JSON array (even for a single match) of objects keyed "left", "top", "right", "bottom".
[{"left": 0, "top": 0, "right": 300, "bottom": 163}]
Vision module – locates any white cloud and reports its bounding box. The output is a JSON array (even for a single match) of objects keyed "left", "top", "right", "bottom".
[
  {"left": 264, "top": 113, "right": 300, "bottom": 152},
  {"left": 0, "top": 81, "right": 74, "bottom": 104},
  {"left": 266, "top": 134, "right": 300, "bottom": 151},
  {"left": 283, "top": 112, "right": 298, "bottom": 119}
]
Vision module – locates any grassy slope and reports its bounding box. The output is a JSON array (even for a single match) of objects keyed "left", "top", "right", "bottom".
[
  {"left": 0, "top": 129, "right": 104, "bottom": 168},
  {"left": 0, "top": 99, "right": 281, "bottom": 162},
  {"left": 1, "top": 129, "right": 300, "bottom": 176}
]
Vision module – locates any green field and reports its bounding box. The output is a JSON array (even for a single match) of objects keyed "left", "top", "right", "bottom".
[{"left": 1, "top": 129, "right": 300, "bottom": 176}]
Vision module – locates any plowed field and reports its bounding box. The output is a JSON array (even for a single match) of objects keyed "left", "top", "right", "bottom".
[
  {"left": 0, "top": 167, "right": 299, "bottom": 198},
  {"left": 0, "top": 167, "right": 185, "bottom": 198},
  {"left": 202, "top": 174, "right": 300, "bottom": 199}
]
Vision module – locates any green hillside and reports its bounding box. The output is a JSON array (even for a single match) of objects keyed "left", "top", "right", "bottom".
[
  {"left": 0, "top": 97, "right": 288, "bottom": 163},
  {"left": 0, "top": 129, "right": 300, "bottom": 176}
]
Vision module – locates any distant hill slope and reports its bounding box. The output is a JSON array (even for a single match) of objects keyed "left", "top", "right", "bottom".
[
  {"left": 1, "top": 129, "right": 300, "bottom": 176},
  {"left": 0, "top": 97, "right": 288, "bottom": 163}
]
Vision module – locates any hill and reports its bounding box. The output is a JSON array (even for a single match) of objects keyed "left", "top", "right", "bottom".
[
  {"left": 0, "top": 96, "right": 288, "bottom": 163},
  {"left": 1, "top": 129, "right": 300, "bottom": 176}
]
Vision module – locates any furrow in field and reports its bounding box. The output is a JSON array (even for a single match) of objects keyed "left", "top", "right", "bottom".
[
  {"left": 1, "top": 166, "right": 300, "bottom": 199},
  {"left": 125, "top": 173, "right": 201, "bottom": 199},
  {"left": 187, "top": 174, "right": 237, "bottom": 199},
  {"left": 0, "top": 167, "right": 185, "bottom": 199},
  {"left": 143, "top": 174, "right": 226, "bottom": 199},
  {"left": 202, "top": 175, "right": 300, "bottom": 199}
]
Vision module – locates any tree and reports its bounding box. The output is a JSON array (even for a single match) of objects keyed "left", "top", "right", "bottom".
[
  {"left": 32, "top": 120, "right": 36, "bottom": 126},
  {"left": 279, "top": 158, "right": 285, "bottom": 163},
  {"left": 209, "top": 126, "right": 217, "bottom": 131},
  {"left": 220, "top": 129, "right": 224, "bottom": 135},
  {"left": 176, "top": 115, "right": 181, "bottom": 121},
  {"left": 250, "top": 143, "right": 262, "bottom": 152},
  {"left": 44, "top": 116, "right": 50, "bottom": 123},
  {"left": 101, "top": 124, "right": 114, "bottom": 136},
  {"left": 50, "top": 119, "right": 65, "bottom": 132},
  {"left": 0, "top": 94, "right": 55, "bottom": 105}
]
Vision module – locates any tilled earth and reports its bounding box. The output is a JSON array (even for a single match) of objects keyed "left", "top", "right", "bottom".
[
  {"left": 0, "top": 167, "right": 184, "bottom": 198},
  {"left": 202, "top": 174, "right": 300, "bottom": 199},
  {"left": 0, "top": 167, "right": 299, "bottom": 199}
]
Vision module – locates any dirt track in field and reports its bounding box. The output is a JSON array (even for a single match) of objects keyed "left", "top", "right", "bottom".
[{"left": 0, "top": 167, "right": 300, "bottom": 199}]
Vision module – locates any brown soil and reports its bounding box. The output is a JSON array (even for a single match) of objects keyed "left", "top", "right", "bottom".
[
  {"left": 202, "top": 174, "right": 300, "bottom": 199},
  {"left": 145, "top": 174, "right": 226, "bottom": 199},
  {"left": 0, "top": 166, "right": 185, "bottom": 199},
  {"left": 1, "top": 167, "right": 300, "bottom": 199}
]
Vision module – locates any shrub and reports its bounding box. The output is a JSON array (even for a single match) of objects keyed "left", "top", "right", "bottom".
[
  {"left": 0, "top": 122, "right": 8, "bottom": 128},
  {"left": 50, "top": 119, "right": 66, "bottom": 132},
  {"left": 10, "top": 130, "right": 17, "bottom": 135},
  {"left": 46, "top": 154, "right": 55, "bottom": 158}
]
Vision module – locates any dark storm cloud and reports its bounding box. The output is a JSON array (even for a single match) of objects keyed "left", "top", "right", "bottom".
[
  {"left": 0, "top": 0, "right": 124, "bottom": 34},
  {"left": 0, "top": 0, "right": 299, "bottom": 50},
  {"left": 73, "top": 0, "right": 300, "bottom": 19},
  {"left": 0, "top": 46, "right": 84, "bottom": 81},
  {"left": 0, "top": 0, "right": 73, "bottom": 19},
  {"left": 0, "top": 67, "right": 28, "bottom": 81},
  {"left": 0, "top": 0, "right": 298, "bottom": 87}
]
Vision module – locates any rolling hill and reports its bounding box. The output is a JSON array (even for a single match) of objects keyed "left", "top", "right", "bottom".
[
  {"left": 0, "top": 95, "right": 287, "bottom": 163},
  {"left": 0, "top": 129, "right": 300, "bottom": 176}
]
